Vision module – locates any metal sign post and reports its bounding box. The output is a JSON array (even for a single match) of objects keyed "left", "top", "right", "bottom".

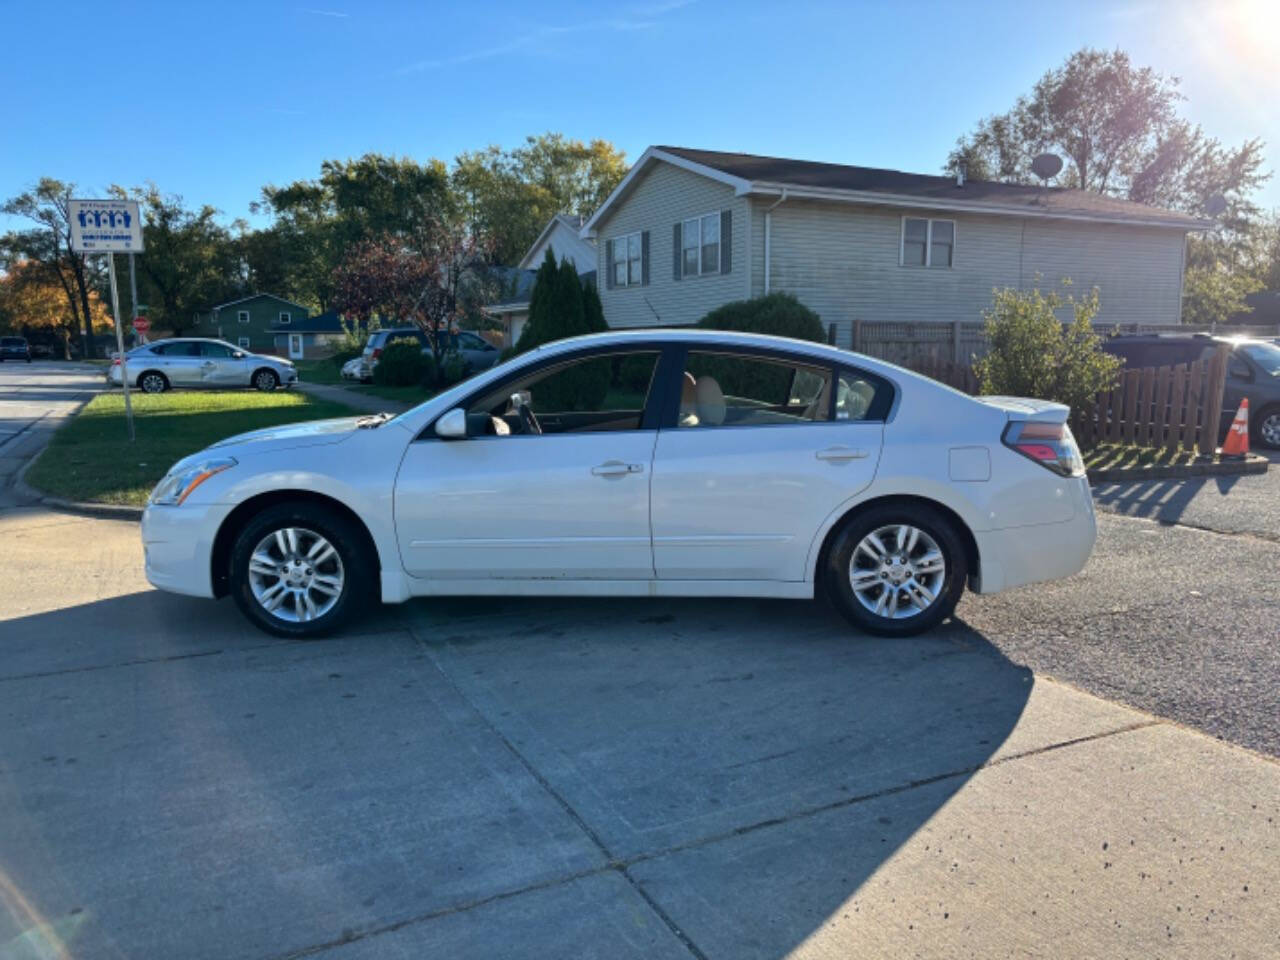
[
  {"left": 68, "top": 199, "right": 144, "bottom": 441},
  {"left": 106, "top": 254, "right": 136, "bottom": 441}
]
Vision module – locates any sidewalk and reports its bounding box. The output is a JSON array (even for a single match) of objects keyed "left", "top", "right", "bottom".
[{"left": 296, "top": 379, "right": 415, "bottom": 414}]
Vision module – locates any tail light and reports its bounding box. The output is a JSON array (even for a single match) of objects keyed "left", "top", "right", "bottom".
[
  {"left": 370, "top": 347, "right": 382, "bottom": 360},
  {"left": 111, "top": 356, "right": 121, "bottom": 366},
  {"left": 1002, "top": 421, "right": 1084, "bottom": 477}
]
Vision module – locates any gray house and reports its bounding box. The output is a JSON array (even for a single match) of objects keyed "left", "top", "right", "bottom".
[{"left": 581, "top": 146, "right": 1207, "bottom": 345}]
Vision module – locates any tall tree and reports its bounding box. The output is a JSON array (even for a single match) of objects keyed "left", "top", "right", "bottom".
[
  {"left": 3, "top": 178, "right": 105, "bottom": 356},
  {"left": 947, "top": 48, "right": 1270, "bottom": 323},
  {"left": 257, "top": 153, "right": 452, "bottom": 309},
  {"left": 115, "top": 186, "right": 245, "bottom": 335},
  {"left": 0, "top": 259, "right": 107, "bottom": 358},
  {"left": 453, "top": 134, "right": 627, "bottom": 265}
]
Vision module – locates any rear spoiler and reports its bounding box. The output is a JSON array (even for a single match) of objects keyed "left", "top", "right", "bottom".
[{"left": 975, "top": 396, "right": 1071, "bottom": 424}]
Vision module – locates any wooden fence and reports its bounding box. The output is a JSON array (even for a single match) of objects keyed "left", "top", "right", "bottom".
[
  {"left": 851, "top": 318, "right": 1280, "bottom": 368},
  {"left": 1069, "top": 346, "right": 1229, "bottom": 456},
  {"left": 893, "top": 345, "right": 1229, "bottom": 455}
]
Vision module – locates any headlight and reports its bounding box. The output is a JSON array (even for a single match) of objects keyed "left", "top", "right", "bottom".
[{"left": 150, "top": 457, "right": 237, "bottom": 505}]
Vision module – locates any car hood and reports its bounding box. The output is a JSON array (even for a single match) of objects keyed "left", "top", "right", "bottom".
[{"left": 209, "top": 416, "right": 362, "bottom": 454}]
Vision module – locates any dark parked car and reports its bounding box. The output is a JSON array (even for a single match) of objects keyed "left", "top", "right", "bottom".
[
  {"left": 357, "top": 327, "right": 501, "bottom": 382},
  {"left": 0, "top": 336, "right": 32, "bottom": 362},
  {"left": 1101, "top": 334, "right": 1280, "bottom": 449}
]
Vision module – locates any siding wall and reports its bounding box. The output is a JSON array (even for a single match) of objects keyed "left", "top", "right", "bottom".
[
  {"left": 595, "top": 162, "right": 750, "bottom": 328},
  {"left": 524, "top": 222, "right": 597, "bottom": 274},
  {"left": 595, "top": 160, "right": 1189, "bottom": 343}
]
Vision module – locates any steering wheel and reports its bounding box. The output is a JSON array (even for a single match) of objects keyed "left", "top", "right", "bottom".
[{"left": 517, "top": 402, "right": 542, "bottom": 435}]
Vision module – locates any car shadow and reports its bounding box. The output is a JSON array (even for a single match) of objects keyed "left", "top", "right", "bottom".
[{"left": 1, "top": 591, "right": 1035, "bottom": 959}]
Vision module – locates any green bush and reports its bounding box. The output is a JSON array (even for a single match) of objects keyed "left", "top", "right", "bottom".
[
  {"left": 697, "top": 292, "right": 825, "bottom": 343},
  {"left": 373, "top": 338, "right": 428, "bottom": 387},
  {"left": 974, "top": 283, "right": 1121, "bottom": 414}
]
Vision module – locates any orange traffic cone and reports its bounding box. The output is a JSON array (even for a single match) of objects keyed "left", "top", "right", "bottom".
[{"left": 1221, "top": 398, "right": 1250, "bottom": 458}]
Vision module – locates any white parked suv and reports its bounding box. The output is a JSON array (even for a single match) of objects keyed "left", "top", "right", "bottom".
[{"left": 140, "top": 330, "right": 1096, "bottom": 638}]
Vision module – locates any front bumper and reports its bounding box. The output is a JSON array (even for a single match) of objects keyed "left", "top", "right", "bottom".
[{"left": 141, "top": 501, "right": 234, "bottom": 599}]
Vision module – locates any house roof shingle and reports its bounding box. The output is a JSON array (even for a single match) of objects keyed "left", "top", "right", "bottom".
[{"left": 583, "top": 146, "right": 1207, "bottom": 232}]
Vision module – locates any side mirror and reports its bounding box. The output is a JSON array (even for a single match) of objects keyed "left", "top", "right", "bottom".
[
  {"left": 232, "top": 351, "right": 245, "bottom": 359},
  {"left": 435, "top": 407, "right": 468, "bottom": 439}
]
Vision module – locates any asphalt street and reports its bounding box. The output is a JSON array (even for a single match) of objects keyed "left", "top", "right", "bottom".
[{"left": 0, "top": 361, "right": 101, "bottom": 508}]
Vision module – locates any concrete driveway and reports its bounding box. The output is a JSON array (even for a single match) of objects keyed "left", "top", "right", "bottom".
[{"left": 2, "top": 506, "right": 1277, "bottom": 959}]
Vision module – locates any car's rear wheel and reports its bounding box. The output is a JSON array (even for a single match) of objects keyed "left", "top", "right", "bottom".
[
  {"left": 825, "top": 504, "right": 967, "bottom": 637},
  {"left": 1253, "top": 406, "right": 1280, "bottom": 450},
  {"left": 230, "top": 502, "right": 373, "bottom": 639},
  {"left": 139, "top": 371, "right": 169, "bottom": 393},
  {"left": 253, "top": 368, "right": 279, "bottom": 392}
]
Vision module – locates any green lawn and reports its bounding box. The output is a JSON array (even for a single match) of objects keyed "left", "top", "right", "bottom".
[
  {"left": 27, "top": 390, "right": 358, "bottom": 506},
  {"left": 1083, "top": 443, "right": 1203, "bottom": 471}
]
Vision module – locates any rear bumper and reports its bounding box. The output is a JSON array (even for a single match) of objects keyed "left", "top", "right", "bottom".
[
  {"left": 972, "top": 477, "right": 1096, "bottom": 594},
  {"left": 140, "top": 502, "right": 232, "bottom": 599}
]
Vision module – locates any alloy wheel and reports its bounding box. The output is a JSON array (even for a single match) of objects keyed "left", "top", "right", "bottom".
[
  {"left": 1261, "top": 413, "right": 1280, "bottom": 448},
  {"left": 255, "top": 370, "right": 277, "bottom": 391},
  {"left": 141, "top": 374, "right": 166, "bottom": 393},
  {"left": 848, "top": 524, "right": 946, "bottom": 620},
  {"left": 247, "top": 526, "right": 345, "bottom": 623}
]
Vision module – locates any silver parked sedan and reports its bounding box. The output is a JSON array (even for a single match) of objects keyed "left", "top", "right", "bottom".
[{"left": 107, "top": 339, "right": 298, "bottom": 393}]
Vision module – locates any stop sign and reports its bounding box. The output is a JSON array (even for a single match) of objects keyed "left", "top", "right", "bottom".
[{"left": 133, "top": 317, "right": 150, "bottom": 333}]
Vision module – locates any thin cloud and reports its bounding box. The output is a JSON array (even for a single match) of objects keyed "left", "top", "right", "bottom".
[
  {"left": 302, "top": 7, "right": 350, "bottom": 18},
  {"left": 397, "top": 2, "right": 692, "bottom": 74}
]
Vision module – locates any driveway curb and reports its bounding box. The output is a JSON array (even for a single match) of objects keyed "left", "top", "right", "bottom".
[
  {"left": 1089, "top": 452, "right": 1269, "bottom": 483},
  {"left": 14, "top": 447, "right": 144, "bottom": 521}
]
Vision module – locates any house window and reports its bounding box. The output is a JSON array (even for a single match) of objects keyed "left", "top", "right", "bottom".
[
  {"left": 237, "top": 337, "right": 251, "bottom": 349},
  {"left": 279, "top": 311, "right": 291, "bottom": 324},
  {"left": 610, "top": 232, "right": 642, "bottom": 287},
  {"left": 682, "top": 213, "right": 720, "bottom": 277},
  {"left": 238, "top": 310, "right": 250, "bottom": 324},
  {"left": 901, "top": 217, "right": 955, "bottom": 268}
]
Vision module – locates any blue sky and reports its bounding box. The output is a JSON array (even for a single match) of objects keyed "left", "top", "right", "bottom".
[{"left": 2, "top": 0, "right": 1277, "bottom": 233}]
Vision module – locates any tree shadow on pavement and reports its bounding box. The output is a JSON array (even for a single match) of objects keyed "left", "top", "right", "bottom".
[
  {"left": 1091, "top": 473, "right": 1241, "bottom": 524},
  {"left": 1, "top": 591, "right": 1034, "bottom": 959}
]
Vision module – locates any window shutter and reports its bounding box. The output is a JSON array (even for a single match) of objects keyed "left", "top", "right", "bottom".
[
  {"left": 673, "top": 222, "right": 682, "bottom": 280},
  {"left": 605, "top": 240, "right": 615, "bottom": 290},
  {"left": 641, "top": 231, "right": 650, "bottom": 285},
  {"left": 720, "top": 209, "right": 732, "bottom": 274}
]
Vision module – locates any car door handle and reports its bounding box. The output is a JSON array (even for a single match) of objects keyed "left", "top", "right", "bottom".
[
  {"left": 591, "top": 460, "right": 643, "bottom": 477},
  {"left": 816, "top": 446, "right": 869, "bottom": 462}
]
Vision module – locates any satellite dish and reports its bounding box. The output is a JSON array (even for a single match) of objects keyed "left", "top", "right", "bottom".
[
  {"left": 1031, "top": 153, "right": 1063, "bottom": 181},
  {"left": 1205, "top": 194, "right": 1227, "bottom": 218}
]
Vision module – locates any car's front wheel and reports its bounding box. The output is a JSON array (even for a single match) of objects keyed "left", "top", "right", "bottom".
[
  {"left": 253, "top": 368, "right": 279, "bottom": 392},
  {"left": 229, "top": 502, "right": 374, "bottom": 638},
  {"left": 825, "top": 504, "right": 967, "bottom": 637}
]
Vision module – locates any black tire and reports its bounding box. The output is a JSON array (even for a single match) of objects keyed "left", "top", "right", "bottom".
[
  {"left": 1251, "top": 405, "right": 1280, "bottom": 451},
  {"left": 824, "top": 503, "right": 968, "bottom": 637},
  {"left": 138, "top": 370, "right": 169, "bottom": 393},
  {"left": 252, "top": 368, "right": 279, "bottom": 392},
  {"left": 229, "top": 501, "right": 374, "bottom": 639}
]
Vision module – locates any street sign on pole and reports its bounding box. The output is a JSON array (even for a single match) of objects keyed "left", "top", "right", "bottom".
[
  {"left": 69, "top": 199, "right": 143, "bottom": 442},
  {"left": 68, "top": 199, "right": 144, "bottom": 253},
  {"left": 132, "top": 317, "right": 150, "bottom": 334}
]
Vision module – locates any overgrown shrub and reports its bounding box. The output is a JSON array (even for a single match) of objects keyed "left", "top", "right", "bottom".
[
  {"left": 697, "top": 292, "right": 825, "bottom": 343},
  {"left": 373, "top": 338, "right": 428, "bottom": 386},
  {"left": 974, "top": 283, "right": 1121, "bottom": 413}
]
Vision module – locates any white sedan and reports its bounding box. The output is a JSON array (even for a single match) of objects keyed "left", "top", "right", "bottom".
[{"left": 141, "top": 330, "right": 1096, "bottom": 638}]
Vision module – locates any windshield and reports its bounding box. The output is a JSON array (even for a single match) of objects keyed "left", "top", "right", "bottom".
[{"left": 1240, "top": 342, "right": 1280, "bottom": 377}]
